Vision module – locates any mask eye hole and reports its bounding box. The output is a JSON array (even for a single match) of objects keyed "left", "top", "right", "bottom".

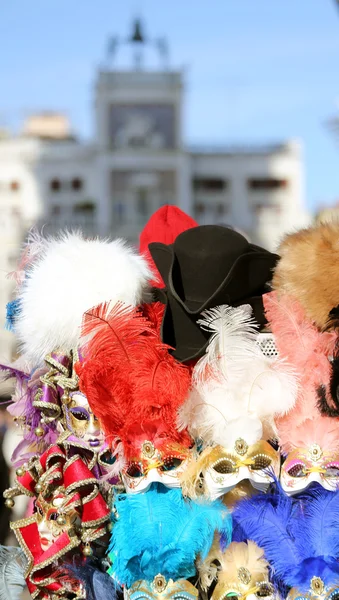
[
  {"left": 256, "top": 583, "right": 274, "bottom": 597},
  {"left": 212, "top": 459, "right": 235, "bottom": 474},
  {"left": 160, "top": 457, "right": 184, "bottom": 472},
  {"left": 69, "top": 409, "right": 89, "bottom": 422},
  {"left": 251, "top": 455, "right": 272, "bottom": 471},
  {"left": 286, "top": 462, "right": 306, "bottom": 478},
  {"left": 48, "top": 512, "right": 58, "bottom": 521},
  {"left": 126, "top": 463, "right": 144, "bottom": 478},
  {"left": 325, "top": 464, "right": 339, "bottom": 477}
]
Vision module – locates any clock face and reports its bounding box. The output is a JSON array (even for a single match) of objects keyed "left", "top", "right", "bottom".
[{"left": 110, "top": 104, "right": 175, "bottom": 149}]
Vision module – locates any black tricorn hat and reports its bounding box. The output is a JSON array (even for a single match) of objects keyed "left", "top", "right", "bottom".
[{"left": 149, "top": 225, "right": 279, "bottom": 363}]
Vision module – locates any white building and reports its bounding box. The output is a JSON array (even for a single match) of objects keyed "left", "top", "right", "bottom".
[{"left": 0, "top": 20, "right": 309, "bottom": 360}]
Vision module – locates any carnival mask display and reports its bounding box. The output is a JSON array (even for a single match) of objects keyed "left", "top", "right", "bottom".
[
  {"left": 281, "top": 444, "right": 339, "bottom": 495},
  {"left": 128, "top": 575, "right": 198, "bottom": 600},
  {"left": 122, "top": 439, "right": 190, "bottom": 494}
]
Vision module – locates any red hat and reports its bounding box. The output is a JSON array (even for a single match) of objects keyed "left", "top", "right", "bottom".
[{"left": 139, "top": 205, "right": 198, "bottom": 287}]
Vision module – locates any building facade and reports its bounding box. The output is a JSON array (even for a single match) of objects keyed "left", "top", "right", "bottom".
[{"left": 0, "top": 20, "right": 309, "bottom": 360}]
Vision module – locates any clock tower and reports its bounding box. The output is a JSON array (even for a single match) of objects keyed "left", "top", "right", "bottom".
[{"left": 94, "top": 19, "right": 191, "bottom": 240}]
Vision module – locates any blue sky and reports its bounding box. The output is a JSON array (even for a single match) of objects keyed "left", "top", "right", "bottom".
[{"left": 1, "top": 0, "right": 339, "bottom": 212}]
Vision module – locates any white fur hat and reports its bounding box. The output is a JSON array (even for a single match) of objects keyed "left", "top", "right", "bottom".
[{"left": 14, "top": 231, "right": 151, "bottom": 366}]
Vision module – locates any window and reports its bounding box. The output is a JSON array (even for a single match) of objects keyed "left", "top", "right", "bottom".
[
  {"left": 254, "top": 203, "right": 282, "bottom": 215},
  {"left": 71, "top": 177, "right": 83, "bottom": 191},
  {"left": 73, "top": 201, "right": 95, "bottom": 214},
  {"left": 50, "top": 178, "right": 61, "bottom": 191},
  {"left": 248, "top": 178, "right": 288, "bottom": 190},
  {"left": 136, "top": 188, "right": 148, "bottom": 217},
  {"left": 51, "top": 205, "right": 61, "bottom": 216},
  {"left": 193, "top": 178, "right": 227, "bottom": 192},
  {"left": 216, "top": 203, "right": 226, "bottom": 216},
  {"left": 194, "top": 202, "right": 205, "bottom": 215},
  {"left": 10, "top": 181, "right": 20, "bottom": 192}
]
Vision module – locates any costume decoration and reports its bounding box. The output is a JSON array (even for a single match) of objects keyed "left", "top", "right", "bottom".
[
  {"left": 178, "top": 304, "right": 296, "bottom": 499},
  {"left": 1, "top": 229, "right": 151, "bottom": 599},
  {"left": 3, "top": 212, "right": 339, "bottom": 600},
  {"left": 139, "top": 204, "right": 198, "bottom": 287},
  {"left": 264, "top": 291, "right": 339, "bottom": 495},
  {"left": 198, "top": 537, "right": 274, "bottom": 600},
  {"left": 107, "top": 485, "right": 231, "bottom": 591},
  {"left": 232, "top": 487, "right": 339, "bottom": 599},
  {"left": 0, "top": 545, "right": 27, "bottom": 600},
  {"left": 77, "top": 302, "right": 193, "bottom": 492},
  {"left": 149, "top": 225, "right": 278, "bottom": 361}
]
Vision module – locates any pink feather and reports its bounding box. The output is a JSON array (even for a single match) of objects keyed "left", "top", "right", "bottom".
[{"left": 264, "top": 292, "right": 338, "bottom": 451}]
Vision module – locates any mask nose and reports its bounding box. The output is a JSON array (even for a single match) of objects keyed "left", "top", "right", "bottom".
[{"left": 87, "top": 416, "right": 100, "bottom": 437}]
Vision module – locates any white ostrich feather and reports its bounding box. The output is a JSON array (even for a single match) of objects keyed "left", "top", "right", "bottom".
[
  {"left": 178, "top": 304, "right": 297, "bottom": 446},
  {"left": 0, "top": 546, "right": 27, "bottom": 600},
  {"left": 15, "top": 231, "right": 152, "bottom": 366}
]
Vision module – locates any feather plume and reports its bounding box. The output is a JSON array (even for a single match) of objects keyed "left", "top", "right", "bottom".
[
  {"left": 294, "top": 488, "right": 339, "bottom": 561},
  {"left": 0, "top": 546, "right": 27, "bottom": 600},
  {"left": 199, "top": 538, "right": 269, "bottom": 593},
  {"left": 108, "top": 485, "right": 231, "bottom": 588},
  {"left": 232, "top": 491, "right": 299, "bottom": 587},
  {"left": 179, "top": 304, "right": 297, "bottom": 447},
  {"left": 15, "top": 231, "right": 151, "bottom": 365},
  {"left": 233, "top": 488, "right": 339, "bottom": 590},
  {"left": 79, "top": 303, "right": 192, "bottom": 451},
  {"left": 264, "top": 292, "right": 339, "bottom": 449}
]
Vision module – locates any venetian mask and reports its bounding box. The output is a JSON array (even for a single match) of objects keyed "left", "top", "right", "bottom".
[
  {"left": 281, "top": 444, "right": 339, "bottom": 495},
  {"left": 35, "top": 488, "right": 80, "bottom": 551},
  {"left": 211, "top": 570, "right": 274, "bottom": 600},
  {"left": 185, "top": 440, "right": 279, "bottom": 501},
  {"left": 287, "top": 577, "right": 339, "bottom": 600},
  {"left": 128, "top": 574, "right": 198, "bottom": 600},
  {"left": 122, "top": 440, "right": 190, "bottom": 494},
  {"left": 63, "top": 391, "right": 105, "bottom": 450}
]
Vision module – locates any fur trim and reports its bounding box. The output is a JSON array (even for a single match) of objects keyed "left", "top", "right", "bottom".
[
  {"left": 15, "top": 231, "right": 151, "bottom": 365},
  {"left": 272, "top": 222, "right": 339, "bottom": 330}
]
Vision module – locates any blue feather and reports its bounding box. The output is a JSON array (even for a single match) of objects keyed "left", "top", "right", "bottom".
[
  {"left": 5, "top": 299, "right": 21, "bottom": 331},
  {"left": 108, "top": 484, "right": 231, "bottom": 588},
  {"left": 232, "top": 491, "right": 299, "bottom": 587},
  {"left": 233, "top": 488, "right": 339, "bottom": 591}
]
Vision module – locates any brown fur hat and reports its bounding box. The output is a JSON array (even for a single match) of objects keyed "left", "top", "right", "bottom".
[{"left": 272, "top": 221, "right": 339, "bottom": 330}]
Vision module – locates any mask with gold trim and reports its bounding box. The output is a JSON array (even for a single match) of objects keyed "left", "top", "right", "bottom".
[
  {"left": 281, "top": 442, "right": 339, "bottom": 495},
  {"left": 128, "top": 574, "right": 199, "bottom": 600},
  {"left": 178, "top": 305, "right": 297, "bottom": 494},
  {"left": 63, "top": 391, "right": 104, "bottom": 450},
  {"left": 181, "top": 436, "right": 280, "bottom": 501},
  {"left": 77, "top": 303, "right": 193, "bottom": 486},
  {"left": 121, "top": 421, "right": 192, "bottom": 494},
  {"left": 199, "top": 539, "right": 275, "bottom": 600},
  {"left": 35, "top": 487, "right": 81, "bottom": 551},
  {"left": 287, "top": 578, "right": 339, "bottom": 600}
]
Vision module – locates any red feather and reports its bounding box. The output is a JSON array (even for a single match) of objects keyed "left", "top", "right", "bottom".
[{"left": 77, "top": 301, "right": 192, "bottom": 451}]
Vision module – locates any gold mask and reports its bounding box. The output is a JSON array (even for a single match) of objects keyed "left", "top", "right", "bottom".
[
  {"left": 63, "top": 391, "right": 104, "bottom": 449},
  {"left": 35, "top": 487, "right": 80, "bottom": 551},
  {"left": 128, "top": 574, "right": 199, "bottom": 600},
  {"left": 181, "top": 441, "right": 280, "bottom": 500}
]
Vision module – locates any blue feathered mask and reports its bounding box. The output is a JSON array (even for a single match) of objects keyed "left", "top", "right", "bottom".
[
  {"left": 108, "top": 484, "right": 232, "bottom": 588},
  {"left": 232, "top": 487, "right": 339, "bottom": 594}
]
